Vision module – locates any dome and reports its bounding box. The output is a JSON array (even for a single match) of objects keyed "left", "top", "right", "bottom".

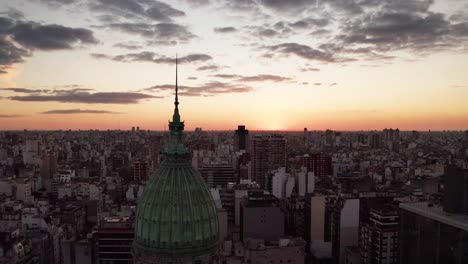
[
  {"left": 133, "top": 158, "right": 219, "bottom": 260},
  {"left": 133, "top": 58, "right": 219, "bottom": 263}
]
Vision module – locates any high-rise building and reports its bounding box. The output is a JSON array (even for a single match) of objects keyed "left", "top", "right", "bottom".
[
  {"left": 360, "top": 206, "right": 399, "bottom": 264},
  {"left": 330, "top": 197, "right": 360, "bottom": 264},
  {"left": 40, "top": 151, "right": 57, "bottom": 192},
  {"left": 300, "top": 153, "right": 332, "bottom": 178},
  {"left": 240, "top": 192, "right": 285, "bottom": 242},
  {"left": 234, "top": 125, "right": 249, "bottom": 152},
  {"left": 132, "top": 159, "right": 151, "bottom": 182},
  {"left": 325, "top": 130, "right": 334, "bottom": 146},
  {"left": 399, "top": 202, "right": 468, "bottom": 264},
  {"left": 369, "top": 133, "right": 381, "bottom": 149},
  {"left": 94, "top": 216, "right": 134, "bottom": 264},
  {"left": 199, "top": 164, "right": 236, "bottom": 188},
  {"left": 443, "top": 165, "right": 468, "bottom": 214},
  {"left": 133, "top": 59, "right": 219, "bottom": 264},
  {"left": 251, "top": 134, "right": 286, "bottom": 188}
]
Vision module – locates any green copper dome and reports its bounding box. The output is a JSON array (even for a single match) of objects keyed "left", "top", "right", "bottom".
[{"left": 133, "top": 57, "right": 219, "bottom": 262}]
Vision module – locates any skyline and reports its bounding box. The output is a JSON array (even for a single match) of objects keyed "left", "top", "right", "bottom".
[{"left": 1, "top": 0, "right": 468, "bottom": 131}]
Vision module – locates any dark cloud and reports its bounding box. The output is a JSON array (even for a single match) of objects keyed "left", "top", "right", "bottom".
[
  {"left": 314, "top": 83, "right": 321, "bottom": 86},
  {"left": 329, "top": 83, "right": 337, "bottom": 87},
  {"left": 211, "top": 74, "right": 242, "bottom": 79},
  {"left": 258, "top": 0, "right": 312, "bottom": 13},
  {"left": 237, "top": 74, "right": 290, "bottom": 82},
  {"left": 9, "top": 91, "right": 159, "bottom": 104},
  {"left": 0, "top": 88, "right": 42, "bottom": 93},
  {"left": 300, "top": 67, "right": 320, "bottom": 72},
  {"left": 104, "top": 22, "right": 195, "bottom": 43},
  {"left": 41, "top": 109, "right": 122, "bottom": 114},
  {"left": 214, "top": 27, "right": 237, "bottom": 33},
  {"left": 0, "top": 8, "right": 24, "bottom": 20},
  {"left": 0, "top": 114, "right": 23, "bottom": 118},
  {"left": 263, "top": 43, "right": 342, "bottom": 62},
  {"left": 211, "top": 73, "right": 291, "bottom": 82},
  {"left": 92, "top": 0, "right": 184, "bottom": 22},
  {"left": 197, "top": 65, "right": 221, "bottom": 71},
  {"left": 336, "top": 11, "right": 468, "bottom": 54},
  {"left": 95, "top": 52, "right": 212, "bottom": 64},
  {"left": 145, "top": 81, "right": 253, "bottom": 96},
  {"left": 113, "top": 42, "right": 143, "bottom": 50},
  {"left": 10, "top": 22, "right": 97, "bottom": 50},
  {"left": 0, "top": 17, "right": 97, "bottom": 72}
]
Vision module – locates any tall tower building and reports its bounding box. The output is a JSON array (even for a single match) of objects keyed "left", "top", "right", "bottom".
[
  {"left": 133, "top": 58, "right": 219, "bottom": 263},
  {"left": 234, "top": 125, "right": 249, "bottom": 151},
  {"left": 250, "top": 134, "right": 286, "bottom": 188}
]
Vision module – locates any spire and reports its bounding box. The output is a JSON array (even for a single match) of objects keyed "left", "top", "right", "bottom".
[
  {"left": 172, "top": 55, "right": 180, "bottom": 123},
  {"left": 175, "top": 54, "right": 179, "bottom": 109},
  {"left": 167, "top": 55, "right": 186, "bottom": 156}
]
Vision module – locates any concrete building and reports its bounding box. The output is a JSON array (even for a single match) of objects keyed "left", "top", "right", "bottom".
[
  {"left": 240, "top": 192, "right": 285, "bottom": 242},
  {"left": 330, "top": 197, "right": 360, "bottom": 264},
  {"left": 234, "top": 125, "right": 249, "bottom": 152},
  {"left": 360, "top": 207, "right": 399, "bottom": 264},
  {"left": 244, "top": 238, "right": 305, "bottom": 264},
  {"left": 399, "top": 202, "right": 468, "bottom": 264},
  {"left": 251, "top": 134, "right": 286, "bottom": 188},
  {"left": 132, "top": 159, "right": 151, "bottom": 182},
  {"left": 199, "top": 164, "right": 236, "bottom": 188},
  {"left": 94, "top": 216, "right": 134, "bottom": 264},
  {"left": 300, "top": 154, "right": 332, "bottom": 178}
]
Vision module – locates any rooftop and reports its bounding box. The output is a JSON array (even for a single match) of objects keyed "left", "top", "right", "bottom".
[{"left": 400, "top": 202, "right": 468, "bottom": 232}]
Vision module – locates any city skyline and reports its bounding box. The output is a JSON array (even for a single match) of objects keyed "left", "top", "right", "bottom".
[{"left": 1, "top": 0, "right": 468, "bottom": 131}]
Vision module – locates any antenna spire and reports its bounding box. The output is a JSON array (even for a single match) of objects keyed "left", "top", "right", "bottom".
[{"left": 175, "top": 54, "right": 179, "bottom": 108}]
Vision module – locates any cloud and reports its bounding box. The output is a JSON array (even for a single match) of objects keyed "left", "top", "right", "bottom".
[
  {"left": 9, "top": 91, "right": 159, "bottom": 104},
  {"left": 41, "top": 109, "right": 122, "bottom": 114},
  {"left": 211, "top": 73, "right": 291, "bottom": 82},
  {"left": 314, "top": 83, "right": 321, "bottom": 86},
  {"left": 262, "top": 42, "right": 342, "bottom": 62},
  {"left": 0, "top": 88, "right": 42, "bottom": 93},
  {"left": 300, "top": 67, "right": 320, "bottom": 72},
  {"left": 1, "top": 87, "right": 94, "bottom": 94},
  {"left": 197, "top": 65, "right": 221, "bottom": 71},
  {"left": 102, "top": 22, "right": 196, "bottom": 44},
  {"left": 92, "top": 0, "right": 185, "bottom": 22},
  {"left": 187, "top": 77, "right": 198, "bottom": 80},
  {"left": 113, "top": 42, "right": 143, "bottom": 50},
  {"left": 214, "top": 27, "right": 237, "bottom": 33},
  {"left": 211, "top": 74, "right": 242, "bottom": 79},
  {"left": 10, "top": 22, "right": 97, "bottom": 50},
  {"left": 93, "top": 52, "right": 212, "bottom": 64},
  {"left": 145, "top": 81, "right": 253, "bottom": 96},
  {"left": 0, "top": 114, "right": 23, "bottom": 118},
  {"left": 0, "top": 17, "right": 98, "bottom": 72},
  {"left": 329, "top": 82, "right": 337, "bottom": 87},
  {"left": 237, "top": 74, "right": 290, "bottom": 82}
]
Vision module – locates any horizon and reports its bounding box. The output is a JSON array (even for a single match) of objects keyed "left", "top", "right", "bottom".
[{"left": 1, "top": 0, "right": 468, "bottom": 131}]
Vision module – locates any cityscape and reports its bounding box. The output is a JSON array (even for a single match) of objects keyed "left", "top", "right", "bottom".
[{"left": 1, "top": 0, "right": 468, "bottom": 264}]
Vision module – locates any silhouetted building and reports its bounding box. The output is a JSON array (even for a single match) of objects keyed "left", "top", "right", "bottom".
[
  {"left": 199, "top": 164, "right": 236, "bottom": 188},
  {"left": 399, "top": 202, "right": 468, "bottom": 264},
  {"left": 240, "top": 192, "right": 285, "bottom": 242},
  {"left": 234, "top": 125, "right": 249, "bottom": 151},
  {"left": 251, "top": 135, "right": 286, "bottom": 188},
  {"left": 360, "top": 206, "right": 399, "bottom": 264},
  {"left": 301, "top": 154, "right": 332, "bottom": 178},
  {"left": 40, "top": 151, "right": 57, "bottom": 192},
  {"left": 132, "top": 159, "right": 151, "bottom": 182},
  {"left": 369, "top": 133, "right": 381, "bottom": 149},
  {"left": 443, "top": 165, "right": 468, "bottom": 214},
  {"left": 94, "top": 216, "right": 134, "bottom": 264}
]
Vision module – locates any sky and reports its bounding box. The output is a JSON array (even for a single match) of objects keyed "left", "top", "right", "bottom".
[{"left": 1, "top": 0, "right": 468, "bottom": 131}]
